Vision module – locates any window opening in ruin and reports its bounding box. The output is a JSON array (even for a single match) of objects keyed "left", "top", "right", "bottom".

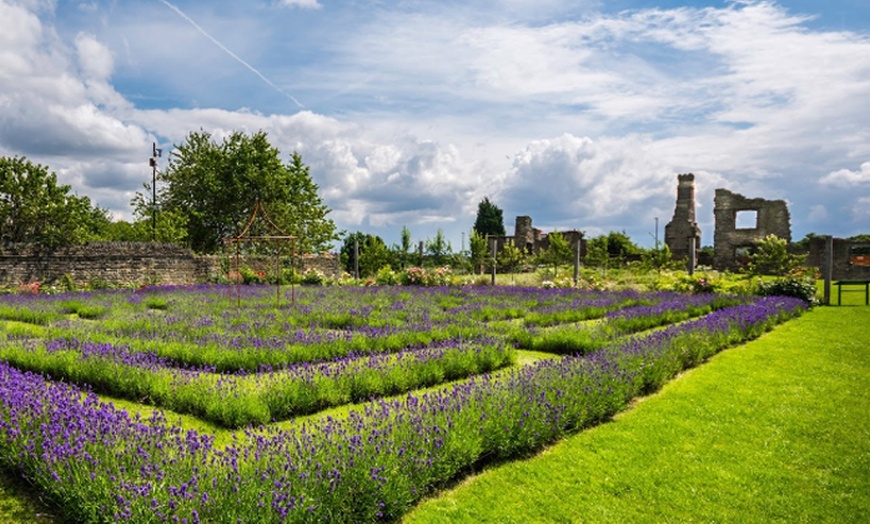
[{"left": 735, "top": 210, "right": 758, "bottom": 230}]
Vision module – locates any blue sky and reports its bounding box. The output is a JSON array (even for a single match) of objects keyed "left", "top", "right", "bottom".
[{"left": 2, "top": 0, "right": 869, "bottom": 252}]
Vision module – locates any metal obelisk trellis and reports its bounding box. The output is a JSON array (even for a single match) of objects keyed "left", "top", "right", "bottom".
[{"left": 223, "top": 201, "right": 297, "bottom": 308}]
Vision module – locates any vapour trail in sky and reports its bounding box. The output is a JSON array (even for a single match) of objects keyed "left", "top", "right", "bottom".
[{"left": 156, "top": 0, "right": 304, "bottom": 108}]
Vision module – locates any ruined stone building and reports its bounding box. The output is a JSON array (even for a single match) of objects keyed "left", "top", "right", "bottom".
[
  {"left": 713, "top": 189, "right": 791, "bottom": 270},
  {"left": 664, "top": 174, "right": 701, "bottom": 263},
  {"left": 490, "top": 216, "right": 584, "bottom": 256}
]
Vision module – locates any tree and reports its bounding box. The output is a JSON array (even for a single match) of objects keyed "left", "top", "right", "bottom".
[
  {"left": 604, "top": 230, "right": 640, "bottom": 259},
  {"left": 425, "top": 229, "right": 452, "bottom": 266},
  {"left": 468, "top": 229, "right": 488, "bottom": 274},
  {"left": 145, "top": 130, "right": 338, "bottom": 253},
  {"left": 340, "top": 232, "right": 391, "bottom": 278},
  {"left": 392, "top": 225, "right": 413, "bottom": 269},
  {"left": 473, "top": 197, "right": 506, "bottom": 237},
  {"left": 0, "top": 156, "right": 111, "bottom": 247},
  {"left": 497, "top": 240, "right": 525, "bottom": 274},
  {"left": 129, "top": 190, "right": 189, "bottom": 243},
  {"left": 537, "top": 231, "right": 572, "bottom": 275},
  {"left": 748, "top": 234, "right": 805, "bottom": 276}
]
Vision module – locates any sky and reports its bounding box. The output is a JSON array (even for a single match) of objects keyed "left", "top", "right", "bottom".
[{"left": 1, "top": 0, "right": 869, "bottom": 252}]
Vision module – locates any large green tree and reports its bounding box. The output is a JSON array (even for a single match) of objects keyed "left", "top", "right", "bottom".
[
  {"left": 473, "top": 197, "right": 506, "bottom": 237},
  {"left": 0, "top": 156, "right": 110, "bottom": 246},
  {"left": 146, "top": 130, "right": 338, "bottom": 253}
]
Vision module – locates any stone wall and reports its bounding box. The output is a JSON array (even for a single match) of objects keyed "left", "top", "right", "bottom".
[
  {"left": 0, "top": 242, "right": 340, "bottom": 287},
  {"left": 807, "top": 237, "right": 870, "bottom": 280},
  {"left": 713, "top": 189, "right": 791, "bottom": 270}
]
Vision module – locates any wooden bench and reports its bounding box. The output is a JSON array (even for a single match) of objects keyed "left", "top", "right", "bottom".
[{"left": 834, "top": 279, "right": 870, "bottom": 305}]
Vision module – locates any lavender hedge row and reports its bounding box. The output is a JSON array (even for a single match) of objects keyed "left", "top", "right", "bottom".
[
  {"left": 0, "top": 337, "right": 513, "bottom": 428},
  {"left": 0, "top": 296, "right": 804, "bottom": 522}
]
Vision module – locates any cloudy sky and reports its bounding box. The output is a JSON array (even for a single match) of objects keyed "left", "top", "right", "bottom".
[{"left": 2, "top": 0, "right": 869, "bottom": 251}]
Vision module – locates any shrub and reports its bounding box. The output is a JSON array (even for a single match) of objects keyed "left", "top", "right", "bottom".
[
  {"left": 757, "top": 277, "right": 818, "bottom": 305},
  {"left": 375, "top": 266, "right": 399, "bottom": 285},
  {"left": 300, "top": 268, "right": 326, "bottom": 285}
]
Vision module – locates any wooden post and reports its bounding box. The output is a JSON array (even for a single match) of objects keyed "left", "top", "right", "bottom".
[
  {"left": 353, "top": 238, "right": 360, "bottom": 279},
  {"left": 573, "top": 238, "right": 581, "bottom": 287},
  {"left": 824, "top": 235, "right": 833, "bottom": 305},
  {"left": 687, "top": 236, "right": 696, "bottom": 276},
  {"left": 491, "top": 238, "right": 497, "bottom": 286}
]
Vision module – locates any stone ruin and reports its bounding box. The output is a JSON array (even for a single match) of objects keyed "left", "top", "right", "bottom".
[
  {"left": 664, "top": 173, "right": 701, "bottom": 264},
  {"left": 713, "top": 189, "right": 791, "bottom": 270},
  {"left": 491, "top": 216, "right": 584, "bottom": 256},
  {"left": 661, "top": 175, "right": 793, "bottom": 270}
]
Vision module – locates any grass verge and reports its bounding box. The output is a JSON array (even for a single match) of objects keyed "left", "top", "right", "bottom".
[{"left": 404, "top": 305, "right": 870, "bottom": 523}]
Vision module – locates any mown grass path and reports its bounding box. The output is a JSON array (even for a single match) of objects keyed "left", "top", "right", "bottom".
[{"left": 405, "top": 305, "right": 870, "bottom": 523}]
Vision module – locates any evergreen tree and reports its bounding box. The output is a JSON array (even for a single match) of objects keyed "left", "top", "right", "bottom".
[{"left": 473, "top": 197, "right": 506, "bottom": 237}]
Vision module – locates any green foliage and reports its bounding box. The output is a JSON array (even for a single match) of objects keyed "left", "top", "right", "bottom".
[
  {"left": 473, "top": 197, "right": 506, "bottom": 237},
  {"left": 127, "top": 191, "right": 190, "bottom": 243},
  {"left": 747, "top": 234, "right": 806, "bottom": 276},
  {"left": 340, "top": 232, "right": 392, "bottom": 277},
  {"left": 640, "top": 244, "right": 675, "bottom": 271},
  {"left": 375, "top": 266, "right": 400, "bottom": 285},
  {"left": 425, "top": 229, "right": 452, "bottom": 266},
  {"left": 584, "top": 235, "right": 610, "bottom": 268},
  {"left": 390, "top": 226, "right": 414, "bottom": 269},
  {"left": 468, "top": 229, "right": 489, "bottom": 275},
  {"left": 536, "top": 231, "right": 572, "bottom": 274},
  {"left": 0, "top": 156, "right": 111, "bottom": 246},
  {"left": 148, "top": 130, "right": 338, "bottom": 253},
  {"left": 300, "top": 268, "right": 327, "bottom": 285},
  {"left": 603, "top": 230, "right": 641, "bottom": 258},
  {"left": 497, "top": 240, "right": 526, "bottom": 273},
  {"left": 757, "top": 277, "right": 818, "bottom": 305}
]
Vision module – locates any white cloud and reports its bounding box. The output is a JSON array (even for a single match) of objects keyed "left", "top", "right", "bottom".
[
  {"left": 280, "top": 0, "right": 321, "bottom": 9},
  {"left": 75, "top": 32, "right": 113, "bottom": 80},
  {"left": 820, "top": 162, "right": 870, "bottom": 188},
  {"left": 2, "top": 0, "right": 870, "bottom": 247}
]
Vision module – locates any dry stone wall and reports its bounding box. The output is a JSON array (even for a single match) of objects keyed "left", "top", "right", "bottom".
[{"left": 0, "top": 242, "right": 339, "bottom": 287}]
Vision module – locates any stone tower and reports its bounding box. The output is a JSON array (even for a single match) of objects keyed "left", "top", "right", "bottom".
[
  {"left": 664, "top": 173, "right": 701, "bottom": 261},
  {"left": 514, "top": 216, "right": 535, "bottom": 252}
]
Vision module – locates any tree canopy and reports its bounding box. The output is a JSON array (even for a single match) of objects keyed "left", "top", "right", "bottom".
[
  {"left": 473, "top": 197, "right": 506, "bottom": 237},
  {"left": 0, "top": 156, "right": 110, "bottom": 247},
  {"left": 340, "top": 232, "right": 391, "bottom": 278},
  {"left": 146, "top": 130, "right": 339, "bottom": 253}
]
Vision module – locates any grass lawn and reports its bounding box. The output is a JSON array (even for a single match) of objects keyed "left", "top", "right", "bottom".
[{"left": 405, "top": 304, "right": 870, "bottom": 523}]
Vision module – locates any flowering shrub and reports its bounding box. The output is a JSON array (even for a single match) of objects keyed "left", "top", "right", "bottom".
[
  {"left": 15, "top": 282, "right": 41, "bottom": 294},
  {"left": 300, "top": 268, "right": 326, "bottom": 285},
  {"left": 401, "top": 266, "right": 428, "bottom": 285},
  {"left": 399, "top": 266, "right": 453, "bottom": 286}
]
